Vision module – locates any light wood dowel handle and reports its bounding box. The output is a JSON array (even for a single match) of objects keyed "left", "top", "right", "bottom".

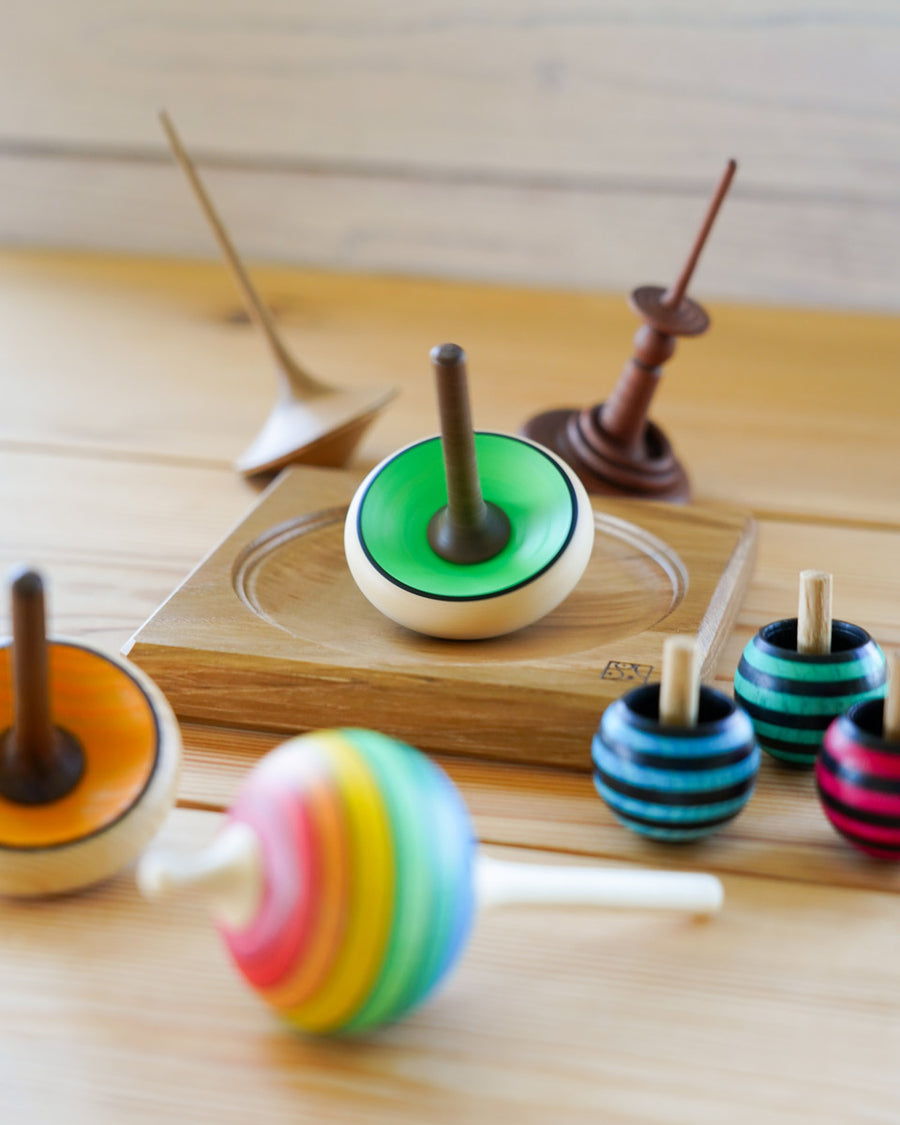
[
  {"left": 659, "top": 635, "right": 699, "bottom": 727},
  {"left": 884, "top": 651, "right": 900, "bottom": 743},
  {"left": 797, "top": 570, "right": 832, "bottom": 655},
  {"left": 476, "top": 855, "right": 723, "bottom": 914},
  {"left": 137, "top": 821, "right": 264, "bottom": 930}
]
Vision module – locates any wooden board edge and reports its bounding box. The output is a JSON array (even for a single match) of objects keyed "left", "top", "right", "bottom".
[{"left": 696, "top": 513, "right": 758, "bottom": 681}]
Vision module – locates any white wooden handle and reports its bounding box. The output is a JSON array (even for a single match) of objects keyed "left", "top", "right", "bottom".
[
  {"left": 136, "top": 820, "right": 264, "bottom": 930},
  {"left": 475, "top": 854, "right": 723, "bottom": 914}
]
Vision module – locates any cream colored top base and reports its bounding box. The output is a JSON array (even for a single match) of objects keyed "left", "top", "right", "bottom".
[{"left": 344, "top": 439, "right": 595, "bottom": 640}]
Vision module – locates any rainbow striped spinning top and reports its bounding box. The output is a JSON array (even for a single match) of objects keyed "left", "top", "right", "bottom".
[
  {"left": 139, "top": 729, "right": 726, "bottom": 1035},
  {"left": 225, "top": 729, "right": 475, "bottom": 1033}
]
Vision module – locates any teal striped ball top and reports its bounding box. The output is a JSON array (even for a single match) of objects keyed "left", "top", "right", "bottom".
[
  {"left": 592, "top": 685, "right": 759, "bottom": 842},
  {"left": 734, "top": 619, "right": 886, "bottom": 767}
]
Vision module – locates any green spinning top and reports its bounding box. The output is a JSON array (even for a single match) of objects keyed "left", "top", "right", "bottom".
[{"left": 344, "top": 344, "right": 595, "bottom": 639}]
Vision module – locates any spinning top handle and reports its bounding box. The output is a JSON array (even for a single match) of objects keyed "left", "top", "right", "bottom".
[
  {"left": 139, "top": 820, "right": 723, "bottom": 929},
  {"left": 159, "top": 110, "right": 328, "bottom": 398},
  {"left": 476, "top": 855, "right": 723, "bottom": 914},
  {"left": 797, "top": 570, "right": 832, "bottom": 655},
  {"left": 659, "top": 635, "right": 700, "bottom": 728},
  {"left": 137, "top": 821, "right": 264, "bottom": 930},
  {"left": 8, "top": 568, "right": 55, "bottom": 766},
  {"left": 661, "top": 158, "right": 737, "bottom": 311},
  {"left": 0, "top": 568, "right": 84, "bottom": 805},
  {"left": 884, "top": 650, "right": 900, "bottom": 744},
  {"left": 427, "top": 344, "right": 511, "bottom": 564}
]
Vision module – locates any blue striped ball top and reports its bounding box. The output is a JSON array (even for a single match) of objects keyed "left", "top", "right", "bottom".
[{"left": 592, "top": 684, "right": 759, "bottom": 843}]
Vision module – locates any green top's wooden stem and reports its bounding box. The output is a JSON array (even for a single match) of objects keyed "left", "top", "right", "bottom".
[
  {"left": 0, "top": 568, "right": 84, "bottom": 805},
  {"left": 427, "top": 344, "right": 511, "bottom": 565}
]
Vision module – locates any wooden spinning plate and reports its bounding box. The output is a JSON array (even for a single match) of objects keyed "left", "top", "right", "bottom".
[{"left": 125, "top": 465, "right": 756, "bottom": 770}]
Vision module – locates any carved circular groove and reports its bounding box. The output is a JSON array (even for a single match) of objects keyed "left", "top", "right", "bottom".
[{"left": 233, "top": 508, "right": 687, "bottom": 664}]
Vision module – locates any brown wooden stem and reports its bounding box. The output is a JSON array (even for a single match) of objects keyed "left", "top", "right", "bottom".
[
  {"left": 427, "top": 344, "right": 511, "bottom": 564},
  {"left": 0, "top": 568, "right": 84, "bottom": 805},
  {"left": 599, "top": 325, "right": 676, "bottom": 450},
  {"left": 661, "top": 158, "right": 737, "bottom": 310}
]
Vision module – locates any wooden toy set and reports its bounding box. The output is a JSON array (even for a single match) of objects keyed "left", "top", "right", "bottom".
[{"left": 2, "top": 116, "right": 898, "bottom": 1039}]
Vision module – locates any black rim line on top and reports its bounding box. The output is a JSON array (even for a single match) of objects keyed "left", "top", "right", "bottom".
[
  {"left": 0, "top": 640, "right": 162, "bottom": 852},
  {"left": 356, "top": 434, "right": 579, "bottom": 602}
]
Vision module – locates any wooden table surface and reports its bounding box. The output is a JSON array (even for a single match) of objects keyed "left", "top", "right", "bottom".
[{"left": 1, "top": 250, "right": 899, "bottom": 1123}]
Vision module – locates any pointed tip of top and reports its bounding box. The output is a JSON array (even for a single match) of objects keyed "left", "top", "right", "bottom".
[{"left": 430, "top": 342, "right": 466, "bottom": 368}]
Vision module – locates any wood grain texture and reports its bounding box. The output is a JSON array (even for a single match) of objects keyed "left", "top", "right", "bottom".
[
  {"left": 2, "top": 151, "right": 900, "bottom": 309},
  {"left": 124, "top": 465, "right": 756, "bottom": 768},
  {"left": 0, "top": 252, "right": 898, "bottom": 524},
  {"left": 1, "top": 809, "right": 899, "bottom": 1125},
  {"left": 2, "top": 250, "right": 900, "bottom": 1121},
  {"left": 1, "top": 2, "right": 899, "bottom": 306},
  {"left": 176, "top": 722, "right": 900, "bottom": 896}
]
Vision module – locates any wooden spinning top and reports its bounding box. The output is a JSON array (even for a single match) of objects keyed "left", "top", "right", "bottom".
[
  {"left": 592, "top": 636, "right": 759, "bottom": 841},
  {"left": 817, "top": 651, "right": 900, "bottom": 858},
  {"left": 0, "top": 567, "right": 181, "bottom": 896},
  {"left": 521, "top": 159, "right": 738, "bottom": 502},
  {"left": 735, "top": 570, "right": 887, "bottom": 767},
  {"left": 160, "top": 111, "right": 397, "bottom": 476},
  {"left": 344, "top": 343, "right": 595, "bottom": 639},
  {"left": 138, "top": 728, "right": 723, "bottom": 1035}
]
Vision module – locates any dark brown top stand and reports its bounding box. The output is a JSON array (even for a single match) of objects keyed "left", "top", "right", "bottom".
[
  {"left": 521, "top": 159, "right": 738, "bottom": 503},
  {"left": 427, "top": 343, "right": 511, "bottom": 564},
  {"left": 0, "top": 568, "right": 84, "bottom": 805}
]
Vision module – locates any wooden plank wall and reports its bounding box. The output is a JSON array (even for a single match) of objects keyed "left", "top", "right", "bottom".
[{"left": 1, "top": 2, "right": 898, "bottom": 309}]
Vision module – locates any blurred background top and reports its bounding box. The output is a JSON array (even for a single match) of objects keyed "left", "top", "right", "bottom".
[{"left": 2, "top": 1, "right": 898, "bottom": 310}]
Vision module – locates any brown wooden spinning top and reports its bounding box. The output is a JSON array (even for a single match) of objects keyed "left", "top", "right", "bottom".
[{"left": 521, "top": 159, "right": 737, "bottom": 502}]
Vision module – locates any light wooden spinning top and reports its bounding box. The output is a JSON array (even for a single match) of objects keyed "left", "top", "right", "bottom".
[
  {"left": 160, "top": 111, "right": 397, "bottom": 476},
  {"left": 0, "top": 567, "right": 181, "bottom": 895},
  {"left": 521, "top": 160, "right": 738, "bottom": 502},
  {"left": 344, "top": 343, "right": 595, "bottom": 639}
]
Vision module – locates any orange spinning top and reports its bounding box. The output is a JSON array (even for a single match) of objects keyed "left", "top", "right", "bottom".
[{"left": 0, "top": 568, "right": 181, "bottom": 896}]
